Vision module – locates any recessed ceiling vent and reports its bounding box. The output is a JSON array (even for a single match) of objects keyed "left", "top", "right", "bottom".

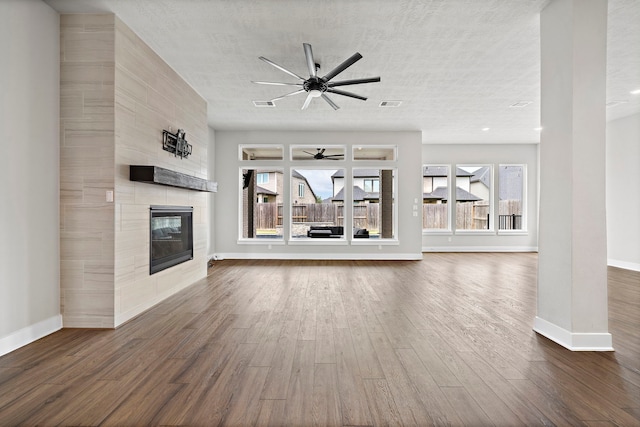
[
  {"left": 379, "top": 100, "right": 402, "bottom": 107},
  {"left": 253, "top": 100, "right": 276, "bottom": 107},
  {"left": 606, "top": 100, "right": 628, "bottom": 108},
  {"left": 509, "top": 101, "right": 532, "bottom": 108}
]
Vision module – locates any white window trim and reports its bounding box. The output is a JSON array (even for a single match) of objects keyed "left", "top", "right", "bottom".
[
  {"left": 238, "top": 144, "right": 284, "bottom": 161},
  {"left": 497, "top": 163, "right": 527, "bottom": 233},
  {"left": 422, "top": 164, "right": 452, "bottom": 233},
  {"left": 454, "top": 164, "right": 494, "bottom": 232},
  {"left": 352, "top": 167, "right": 398, "bottom": 241},
  {"left": 238, "top": 166, "right": 284, "bottom": 241}
]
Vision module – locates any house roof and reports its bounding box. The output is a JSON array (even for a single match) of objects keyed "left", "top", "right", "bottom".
[
  {"left": 332, "top": 186, "right": 379, "bottom": 202},
  {"left": 423, "top": 166, "right": 474, "bottom": 177},
  {"left": 470, "top": 166, "right": 491, "bottom": 186},
  {"left": 256, "top": 185, "right": 277, "bottom": 196},
  {"left": 291, "top": 170, "right": 318, "bottom": 200},
  {"left": 423, "top": 186, "right": 481, "bottom": 202},
  {"left": 331, "top": 169, "right": 380, "bottom": 179}
]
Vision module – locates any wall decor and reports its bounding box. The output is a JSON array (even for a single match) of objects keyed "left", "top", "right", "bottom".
[{"left": 162, "top": 128, "right": 192, "bottom": 159}]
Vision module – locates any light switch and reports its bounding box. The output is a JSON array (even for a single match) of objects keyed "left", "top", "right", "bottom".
[{"left": 106, "top": 190, "right": 114, "bottom": 202}]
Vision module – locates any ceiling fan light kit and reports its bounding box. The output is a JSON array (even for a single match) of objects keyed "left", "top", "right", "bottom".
[{"left": 252, "top": 43, "right": 380, "bottom": 110}]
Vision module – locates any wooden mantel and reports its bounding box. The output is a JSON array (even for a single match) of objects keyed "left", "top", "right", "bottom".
[{"left": 130, "top": 165, "right": 217, "bottom": 192}]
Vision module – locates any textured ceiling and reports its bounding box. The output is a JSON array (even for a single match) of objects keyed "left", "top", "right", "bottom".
[{"left": 44, "top": 0, "right": 640, "bottom": 143}]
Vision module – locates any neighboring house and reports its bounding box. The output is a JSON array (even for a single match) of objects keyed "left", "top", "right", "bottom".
[
  {"left": 253, "top": 170, "right": 318, "bottom": 204},
  {"left": 469, "top": 166, "right": 491, "bottom": 201},
  {"left": 422, "top": 166, "right": 480, "bottom": 203},
  {"left": 331, "top": 169, "right": 381, "bottom": 203}
]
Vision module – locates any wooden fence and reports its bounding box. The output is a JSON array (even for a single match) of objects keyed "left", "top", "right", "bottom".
[
  {"left": 423, "top": 200, "right": 522, "bottom": 230},
  {"left": 255, "top": 202, "right": 380, "bottom": 231}
]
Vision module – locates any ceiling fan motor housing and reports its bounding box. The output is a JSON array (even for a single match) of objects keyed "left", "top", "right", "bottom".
[{"left": 303, "top": 77, "right": 328, "bottom": 94}]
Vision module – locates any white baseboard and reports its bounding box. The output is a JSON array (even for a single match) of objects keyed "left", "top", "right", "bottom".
[
  {"left": 0, "top": 315, "right": 63, "bottom": 357},
  {"left": 608, "top": 258, "right": 640, "bottom": 272},
  {"left": 422, "top": 246, "right": 538, "bottom": 253},
  {"left": 215, "top": 252, "right": 423, "bottom": 261},
  {"left": 533, "top": 316, "right": 613, "bottom": 351}
]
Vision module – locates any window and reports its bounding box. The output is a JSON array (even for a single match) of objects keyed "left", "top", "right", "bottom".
[
  {"left": 455, "top": 165, "right": 492, "bottom": 231},
  {"left": 498, "top": 165, "right": 525, "bottom": 231},
  {"left": 291, "top": 145, "right": 345, "bottom": 161},
  {"left": 239, "top": 145, "right": 283, "bottom": 161},
  {"left": 291, "top": 168, "right": 344, "bottom": 240},
  {"left": 257, "top": 173, "right": 269, "bottom": 184},
  {"left": 240, "top": 168, "right": 283, "bottom": 240},
  {"left": 353, "top": 168, "right": 395, "bottom": 239},
  {"left": 353, "top": 145, "right": 396, "bottom": 161},
  {"left": 363, "top": 179, "right": 379, "bottom": 193},
  {"left": 422, "top": 165, "right": 450, "bottom": 231}
]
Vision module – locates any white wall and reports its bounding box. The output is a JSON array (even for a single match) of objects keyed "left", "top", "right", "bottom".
[
  {"left": 606, "top": 112, "right": 640, "bottom": 271},
  {"left": 208, "top": 126, "right": 216, "bottom": 259},
  {"left": 214, "top": 131, "right": 423, "bottom": 260},
  {"left": 422, "top": 143, "right": 539, "bottom": 251},
  {"left": 0, "top": 0, "right": 61, "bottom": 356}
]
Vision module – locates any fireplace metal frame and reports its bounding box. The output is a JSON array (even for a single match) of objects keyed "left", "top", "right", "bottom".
[{"left": 149, "top": 205, "right": 194, "bottom": 275}]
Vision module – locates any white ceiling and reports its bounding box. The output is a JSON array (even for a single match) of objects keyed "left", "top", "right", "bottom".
[{"left": 44, "top": 0, "right": 640, "bottom": 143}]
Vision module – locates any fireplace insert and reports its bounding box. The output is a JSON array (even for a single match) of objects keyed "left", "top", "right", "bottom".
[{"left": 149, "top": 206, "right": 193, "bottom": 274}]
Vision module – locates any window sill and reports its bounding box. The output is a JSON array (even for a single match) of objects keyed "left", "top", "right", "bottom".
[
  {"left": 288, "top": 238, "right": 348, "bottom": 246},
  {"left": 497, "top": 230, "right": 528, "bottom": 236},
  {"left": 237, "top": 238, "right": 285, "bottom": 245},
  {"left": 454, "top": 230, "right": 496, "bottom": 236},
  {"left": 350, "top": 238, "right": 399, "bottom": 246},
  {"left": 423, "top": 229, "right": 453, "bottom": 236}
]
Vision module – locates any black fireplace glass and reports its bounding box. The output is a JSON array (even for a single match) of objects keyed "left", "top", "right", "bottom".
[{"left": 150, "top": 206, "right": 193, "bottom": 274}]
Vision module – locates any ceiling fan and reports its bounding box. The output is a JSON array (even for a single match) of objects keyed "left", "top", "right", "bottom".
[
  {"left": 303, "top": 148, "right": 344, "bottom": 160},
  {"left": 252, "top": 43, "right": 380, "bottom": 110}
]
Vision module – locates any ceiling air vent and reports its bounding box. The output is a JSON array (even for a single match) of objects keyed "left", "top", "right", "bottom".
[
  {"left": 509, "top": 101, "right": 532, "bottom": 108},
  {"left": 606, "top": 100, "right": 628, "bottom": 108},
  {"left": 379, "top": 100, "right": 402, "bottom": 107},
  {"left": 253, "top": 100, "right": 276, "bottom": 107}
]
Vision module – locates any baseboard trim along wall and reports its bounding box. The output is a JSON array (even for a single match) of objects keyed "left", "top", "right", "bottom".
[
  {"left": 214, "top": 252, "right": 423, "bottom": 261},
  {"left": 608, "top": 258, "right": 640, "bottom": 272},
  {"left": 533, "top": 316, "right": 614, "bottom": 352},
  {"left": 0, "top": 315, "right": 63, "bottom": 357},
  {"left": 422, "top": 246, "right": 538, "bottom": 252}
]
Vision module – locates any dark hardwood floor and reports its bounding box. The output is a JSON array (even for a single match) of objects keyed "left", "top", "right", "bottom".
[{"left": 1, "top": 253, "right": 639, "bottom": 426}]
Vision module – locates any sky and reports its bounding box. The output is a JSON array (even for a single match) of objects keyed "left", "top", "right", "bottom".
[{"left": 295, "top": 169, "right": 338, "bottom": 200}]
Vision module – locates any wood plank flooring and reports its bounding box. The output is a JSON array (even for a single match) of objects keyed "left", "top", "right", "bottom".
[{"left": 1, "top": 253, "right": 639, "bottom": 426}]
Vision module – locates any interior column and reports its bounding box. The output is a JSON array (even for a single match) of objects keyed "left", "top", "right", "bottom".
[{"left": 535, "top": 0, "right": 612, "bottom": 350}]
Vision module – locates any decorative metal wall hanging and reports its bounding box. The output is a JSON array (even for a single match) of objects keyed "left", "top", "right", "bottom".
[{"left": 162, "top": 128, "right": 192, "bottom": 159}]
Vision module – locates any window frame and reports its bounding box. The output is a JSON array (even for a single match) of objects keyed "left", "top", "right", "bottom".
[
  {"left": 497, "top": 164, "right": 528, "bottom": 235},
  {"left": 454, "top": 164, "right": 495, "bottom": 235},
  {"left": 422, "top": 164, "right": 453, "bottom": 235}
]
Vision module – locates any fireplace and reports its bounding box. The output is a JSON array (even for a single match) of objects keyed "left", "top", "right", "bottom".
[{"left": 150, "top": 206, "right": 193, "bottom": 274}]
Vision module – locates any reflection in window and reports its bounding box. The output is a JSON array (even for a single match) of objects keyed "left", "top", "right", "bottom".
[
  {"left": 241, "top": 168, "right": 283, "bottom": 239},
  {"left": 291, "top": 169, "right": 345, "bottom": 239},
  {"left": 422, "top": 165, "right": 450, "bottom": 231},
  {"left": 498, "top": 165, "right": 525, "bottom": 230},
  {"left": 353, "top": 145, "right": 396, "bottom": 161},
  {"left": 455, "top": 165, "right": 492, "bottom": 231},
  {"left": 291, "top": 146, "right": 345, "bottom": 161},
  {"left": 240, "top": 145, "right": 283, "bottom": 161},
  {"left": 352, "top": 169, "right": 395, "bottom": 239}
]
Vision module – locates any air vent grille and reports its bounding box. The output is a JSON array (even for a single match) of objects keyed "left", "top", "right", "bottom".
[
  {"left": 509, "top": 101, "right": 532, "bottom": 108},
  {"left": 253, "top": 100, "right": 276, "bottom": 107},
  {"left": 379, "top": 100, "right": 402, "bottom": 107}
]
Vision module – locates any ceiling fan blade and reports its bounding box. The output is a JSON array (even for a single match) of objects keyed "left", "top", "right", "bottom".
[
  {"left": 327, "top": 77, "right": 381, "bottom": 87},
  {"left": 322, "top": 52, "right": 363, "bottom": 82},
  {"left": 303, "top": 151, "right": 316, "bottom": 156},
  {"left": 252, "top": 81, "right": 303, "bottom": 86},
  {"left": 259, "top": 56, "right": 305, "bottom": 81},
  {"left": 301, "top": 92, "right": 314, "bottom": 110},
  {"left": 326, "top": 88, "right": 367, "bottom": 101},
  {"left": 322, "top": 154, "right": 344, "bottom": 158},
  {"left": 320, "top": 148, "right": 325, "bottom": 154},
  {"left": 321, "top": 94, "right": 340, "bottom": 110},
  {"left": 303, "top": 43, "right": 317, "bottom": 78},
  {"left": 270, "top": 89, "right": 305, "bottom": 102}
]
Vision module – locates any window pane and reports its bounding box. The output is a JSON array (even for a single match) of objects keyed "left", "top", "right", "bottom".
[
  {"left": 422, "top": 165, "right": 450, "bottom": 230},
  {"left": 353, "top": 145, "right": 396, "bottom": 161},
  {"left": 291, "top": 146, "right": 345, "bottom": 161},
  {"left": 498, "top": 165, "right": 525, "bottom": 230},
  {"left": 240, "top": 145, "right": 283, "bottom": 161},
  {"left": 291, "top": 169, "right": 345, "bottom": 239},
  {"left": 455, "top": 165, "right": 492, "bottom": 231},
  {"left": 241, "top": 168, "right": 283, "bottom": 239},
  {"left": 353, "top": 169, "right": 395, "bottom": 239}
]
